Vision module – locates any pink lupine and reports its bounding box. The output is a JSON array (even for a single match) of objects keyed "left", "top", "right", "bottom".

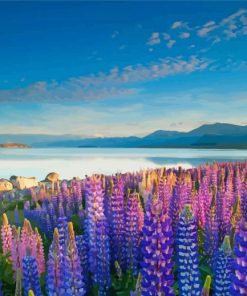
[
  {"left": 11, "top": 226, "right": 21, "bottom": 273},
  {"left": 34, "top": 228, "right": 45, "bottom": 274},
  {"left": 1, "top": 213, "right": 12, "bottom": 255}
]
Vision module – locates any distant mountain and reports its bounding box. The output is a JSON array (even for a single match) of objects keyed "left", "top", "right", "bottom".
[
  {"left": 187, "top": 123, "right": 247, "bottom": 136},
  {"left": 1, "top": 123, "right": 247, "bottom": 149}
]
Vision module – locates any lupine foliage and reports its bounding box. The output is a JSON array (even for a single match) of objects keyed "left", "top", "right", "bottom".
[{"left": 0, "top": 161, "right": 247, "bottom": 295}]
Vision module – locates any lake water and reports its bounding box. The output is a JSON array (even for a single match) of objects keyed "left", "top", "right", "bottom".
[{"left": 0, "top": 148, "right": 247, "bottom": 180}]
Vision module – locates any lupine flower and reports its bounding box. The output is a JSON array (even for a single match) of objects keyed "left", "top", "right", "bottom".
[
  {"left": 125, "top": 193, "right": 140, "bottom": 276},
  {"left": 204, "top": 191, "right": 219, "bottom": 265},
  {"left": 46, "top": 228, "right": 64, "bottom": 295},
  {"left": 96, "top": 218, "right": 111, "bottom": 296},
  {"left": 213, "top": 235, "right": 233, "bottom": 296},
  {"left": 176, "top": 205, "right": 201, "bottom": 295},
  {"left": 1, "top": 213, "right": 12, "bottom": 255},
  {"left": 85, "top": 175, "right": 105, "bottom": 276},
  {"left": 76, "top": 234, "right": 90, "bottom": 292},
  {"left": 11, "top": 226, "right": 21, "bottom": 273},
  {"left": 111, "top": 176, "right": 126, "bottom": 268},
  {"left": 141, "top": 200, "right": 175, "bottom": 295},
  {"left": 34, "top": 228, "right": 45, "bottom": 274},
  {"left": 22, "top": 251, "right": 42, "bottom": 296},
  {"left": 231, "top": 219, "right": 247, "bottom": 295},
  {"left": 62, "top": 222, "right": 85, "bottom": 295}
]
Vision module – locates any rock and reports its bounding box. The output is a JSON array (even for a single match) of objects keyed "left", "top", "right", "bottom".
[
  {"left": 10, "top": 176, "right": 38, "bottom": 190},
  {"left": 0, "top": 179, "right": 13, "bottom": 192},
  {"left": 45, "top": 172, "right": 60, "bottom": 183}
]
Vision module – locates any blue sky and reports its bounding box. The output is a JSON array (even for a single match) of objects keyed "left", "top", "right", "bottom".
[{"left": 0, "top": 1, "right": 247, "bottom": 136}]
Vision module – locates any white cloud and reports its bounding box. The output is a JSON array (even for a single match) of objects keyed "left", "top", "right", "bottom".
[
  {"left": 197, "top": 8, "right": 247, "bottom": 40},
  {"left": 171, "top": 21, "right": 187, "bottom": 29},
  {"left": 147, "top": 32, "right": 161, "bottom": 45},
  {"left": 167, "top": 39, "right": 176, "bottom": 48},
  {"left": 179, "top": 32, "right": 190, "bottom": 39},
  {"left": 0, "top": 55, "right": 213, "bottom": 104}
]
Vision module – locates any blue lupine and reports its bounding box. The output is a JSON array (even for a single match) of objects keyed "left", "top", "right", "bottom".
[
  {"left": 230, "top": 219, "right": 247, "bottom": 295},
  {"left": 141, "top": 200, "right": 175, "bottom": 296},
  {"left": 176, "top": 205, "right": 201, "bottom": 296},
  {"left": 213, "top": 235, "right": 233, "bottom": 296},
  {"left": 22, "top": 253, "right": 42, "bottom": 296},
  {"left": 76, "top": 234, "right": 90, "bottom": 292},
  {"left": 95, "top": 218, "right": 111, "bottom": 296},
  {"left": 168, "top": 185, "right": 180, "bottom": 234},
  {"left": 14, "top": 206, "right": 21, "bottom": 226}
]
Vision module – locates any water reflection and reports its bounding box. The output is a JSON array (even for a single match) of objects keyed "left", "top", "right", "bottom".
[{"left": 0, "top": 148, "right": 246, "bottom": 180}]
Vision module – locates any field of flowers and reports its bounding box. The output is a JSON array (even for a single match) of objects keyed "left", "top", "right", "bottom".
[{"left": 0, "top": 161, "right": 247, "bottom": 295}]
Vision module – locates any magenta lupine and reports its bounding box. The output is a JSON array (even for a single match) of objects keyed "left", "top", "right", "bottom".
[
  {"left": 141, "top": 200, "right": 175, "bottom": 296},
  {"left": 231, "top": 219, "right": 247, "bottom": 295},
  {"left": 204, "top": 192, "right": 219, "bottom": 265},
  {"left": 34, "top": 228, "right": 45, "bottom": 274},
  {"left": 11, "top": 226, "right": 21, "bottom": 273}
]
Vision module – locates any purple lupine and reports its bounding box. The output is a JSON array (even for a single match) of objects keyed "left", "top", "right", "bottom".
[
  {"left": 76, "top": 234, "right": 90, "bottom": 293},
  {"left": 22, "top": 251, "right": 42, "bottom": 296},
  {"left": 213, "top": 235, "right": 233, "bottom": 296},
  {"left": 141, "top": 200, "right": 175, "bottom": 295},
  {"left": 204, "top": 191, "right": 219, "bottom": 265},
  {"left": 46, "top": 228, "right": 65, "bottom": 295},
  {"left": 168, "top": 185, "right": 180, "bottom": 234},
  {"left": 62, "top": 222, "right": 85, "bottom": 295},
  {"left": 176, "top": 205, "right": 201, "bottom": 296},
  {"left": 125, "top": 193, "right": 140, "bottom": 276},
  {"left": 231, "top": 219, "right": 247, "bottom": 295},
  {"left": 85, "top": 175, "right": 105, "bottom": 278},
  {"left": 96, "top": 218, "right": 111, "bottom": 296},
  {"left": 111, "top": 176, "right": 126, "bottom": 268}
]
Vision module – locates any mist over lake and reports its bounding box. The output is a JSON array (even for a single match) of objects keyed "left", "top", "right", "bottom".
[{"left": 1, "top": 147, "right": 247, "bottom": 180}]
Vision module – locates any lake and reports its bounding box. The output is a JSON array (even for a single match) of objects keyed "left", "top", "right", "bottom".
[{"left": 0, "top": 148, "right": 247, "bottom": 180}]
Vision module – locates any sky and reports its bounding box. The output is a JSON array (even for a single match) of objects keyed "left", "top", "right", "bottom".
[{"left": 0, "top": 1, "right": 247, "bottom": 137}]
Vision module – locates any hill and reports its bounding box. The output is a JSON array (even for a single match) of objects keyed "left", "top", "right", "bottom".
[{"left": 0, "top": 123, "right": 247, "bottom": 149}]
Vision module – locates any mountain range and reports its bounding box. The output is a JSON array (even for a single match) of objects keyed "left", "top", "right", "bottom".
[{"left": 1, "top": 123, "right": 247, "bottom": 149}]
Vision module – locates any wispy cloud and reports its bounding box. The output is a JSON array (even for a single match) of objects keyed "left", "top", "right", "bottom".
[
  {"left": 147, "top": 32, "right": 161, "bottom": 45},
  {"left": 111, "top": 30, "right": 119, "bottom": 39},
  {"left": 167, "top": 39, "right": 176, "bottom": 48},
  {"left": 0, "top": 55, "right": 213, "bottom": 104},
  {"left": 171, "top": 21, "right": 188, "bottom": 30},
  {"left": 179, "top": 32, "right": 190, "bottom": 39},
  {"left": 197, "top": 8, "right": 247, "bottom": 40}
]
